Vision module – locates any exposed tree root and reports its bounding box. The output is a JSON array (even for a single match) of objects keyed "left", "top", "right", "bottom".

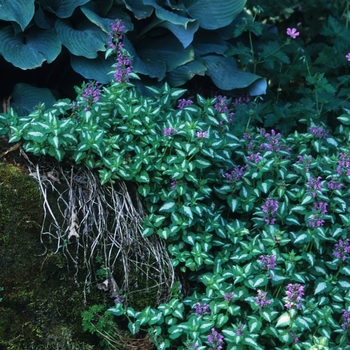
[{"left": 29, "top": 163, "right": 175, "bottom": 306}]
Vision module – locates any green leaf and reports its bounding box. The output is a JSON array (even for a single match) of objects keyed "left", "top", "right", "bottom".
[
  {"left": 159, "top": 201, "right": 176, "bottom": 212},
  {"left": 136, "top": 171, "right": 150, "bottom": 183},
  {"left": 140, "top": 3, "right": 199, "bottom": 48},
  {"left": 168, "top": 325, "right": 183, "bottom": 339},
  {"left": 128, "top": 321, "right": 140, "bottom": 335},
  {"left": 338, "top": 278, "right": 350, "bottom": 289},
  {"left": 55, "top": 19, "right": 107, "bottom": 58},
  {"left": 11, "top": 83, "right": 56, "bottom": 116},
  {"left": 199, "top": 321, "right": 214, "bottom": 332},
  {"left": 248, "top": 319, "right": 261, "bottom": 333},
  {"left": 285, "top": 215, "right": 300, "bottom": 226},
  {"left": 183, "top": 0, "right": 245, "bottom": 30},
  {"left": 314, "top": 279, "right": 329, "bottom": 295},
  {"left": 194, "top": 157, "right": 211, "bottom": 169},
  {"left": 157, "top": 227, "right": 171, "bottom": 239},
  {"left": 227, "top": 196, "right": 238, "bottom": 212},
  {"left": 138, "top": 183, "right": 150, "bottom": 196},
  {"left": 181, "top": 205, "right": 193, "bottom": 220},
  {"left": 25, "top": 129, "right": 47, "bottom": 143},
  {"left": 290, "top": 205, "right": 306, "bottom": 214},
  {"left": 108, "top": 306, "right": 125, "bottom": 316},
  {"left": 276, "top": 312, "right": 291, "bottom": 328},
  {"left": 123, "top": 0, "right": 153, "bottom": 19},
  {"left": 48, "top": 135, "right": 60, "bottom": 149},
  {"left": 340, "top": 266, "right": 350, "bottom": 276},
  {"left": 319, "top": 326, "right": 331, "bottom": 339},
  {"left": 0, "top": 0, "right": 35, "bottom": 31},
  {"left": 295, "top": 316, "right": 311, "bottom": 331},
  {"left": 302, "top": 252, "right": 315, "bottom": 266},
  {"left": 138, "top": 34, "right": 194, "bottom": 73},
  {"left": 71, "top": 54, "right": 115, "bottom": 84},
  {"left": 216, "top": 314, "right": 229, "bottom": 328},
  {"left": 294, "top": 233, "right": 309, "bottom": 244},
  {"left": 41, "top": 0, "right": 90, "bottom": 18},
  {"left": 48, "top": 146, "right": 65, "bottom": 161},
  {"left": 0, "top": 26, "right": 61, "bottom": 69},
  {"left": 301, "top": 194, "right": 314, "bottom": 205},
  {"left": 81, "top": 4, "right": 133, "bottom": 33},
  {"left": 167, "top": 59, "right": 207, "bottom": 86},
  {"left": 222, "top": 328, "right": 237, "bottom": 341},
  {"left": 142, "top": 227, "right": 154, "bottom": 237},
  {"left": 98, "top": 169, "right": 112, "bottom": 185},
  {"left": 153, "top": 215, "right": 166, "bottom": 227},
  {"left": 253, "top": 277, "right": 267, "bottom": 288},
  {"left": 202, "top": 55, "right": 267, "bottom": 94},
  {"left": 337, "top": 114, "right": 350, "bottom": 125},
  {"left": 243, "top": 337, "right": 259, "bottom": 347}
]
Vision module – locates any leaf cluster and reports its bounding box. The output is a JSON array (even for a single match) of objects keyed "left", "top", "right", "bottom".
[{"left": 2, "top": 74, "right": 350, "bottom": 348}]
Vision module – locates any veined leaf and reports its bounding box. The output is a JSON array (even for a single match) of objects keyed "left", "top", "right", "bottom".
[
  {"left": 0, "top": 0, "right": 35, "bottom": 31},
  {"left": 314, "top": 279, "right": 329, "bottom": 295},
  {"left": 202, "top": 54, "right": 267, "bottom": 94},
  {"left": 136, "top": 171, "right": 150, "bottom": 183},
  {"left": 42, "top": 0, "right": 90, "bottom": 18},
  {"left": 194, "top": 157, "right": 211, "bottom": 169},
  {"left": 55, "top": 18, "right": 107, "bottom": 58},
  {"left": 159, "top": 201, "right": 176, "bottom": 212},
  {"left": 0, "top": 26, "right": 61, "bottom": 70},
  {"left": 276, "top": 312, "right": 291, "bottom": 328},
  {"left": 183, "top": 0, "right": 245, "bottom": 30}
]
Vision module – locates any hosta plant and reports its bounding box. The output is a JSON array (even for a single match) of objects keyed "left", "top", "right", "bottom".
[{"left": 0, "top": 0, "right": 267, "bottom": 113}]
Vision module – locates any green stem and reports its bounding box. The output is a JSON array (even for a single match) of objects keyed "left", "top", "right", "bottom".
[
  {"left": 274, "top": 284, "right": 283, "bottom": 298},
  {"left": 248, "top": 31, "right": 257, "bottom": 74},
  {"left": 255, "top": 41, "right": 290, "bottom": 66}
]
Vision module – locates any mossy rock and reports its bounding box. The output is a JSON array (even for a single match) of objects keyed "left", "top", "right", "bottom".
[{"left": 0, "top": 162, "right": 99, "bottom": 349}]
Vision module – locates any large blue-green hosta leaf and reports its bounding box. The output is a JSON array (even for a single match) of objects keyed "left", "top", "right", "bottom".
[
  {"left": 140, "top": 17, "right": 198, "bottom": 48},
  {"left": 39, "top": 0, "right": 90, "bottom": 18},
  {"left": 122, "top": 0, "right": 154, "bottom": 19},
  {"left": 0, "top": 0, "right": 35, "bottom": 31},
  {"left": 158, "top": 20, "right": 199, "bottom": 48},
  {"left": 202, "top": 55, "right": 267, "bottom": 95},
  {"left": 192, "top": 30, "right": 228, "bottom": 55},
  {"left": 123, "top": 36, "right": 167, "bottom": 80},
  {"left": 138, "top": 35, "right": 194, "bottom": 72},
  {"left": 182, "top": 0, "right": 246, "bottom": 30},
  {"left": 81, "top": 4, "right": 134, "bottom": 33},
  {"left": 34, "top": 6, "right": 56, "bottom": 29},
  {"left": 166, "top": 59, "right": 206, "bottom": 86},
  {"left": 71, "top": 54, "right": 115, "bottom": 84},
  {"left": 0, "top": 26, "right": 61, "bottom": 69},
  {"left": 55, "top": 19, "right": 108, "bottom": 58},
  {"left": 11, "top": 83, "right": 56, "bottom": 116},
  {"left": 142, "top": 0, "right": 198, "bottom": 47}
]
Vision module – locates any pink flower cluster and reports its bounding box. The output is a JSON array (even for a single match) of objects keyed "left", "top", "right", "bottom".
[{"left": 286, "top": 28, "right": 300, "bottom": 39}]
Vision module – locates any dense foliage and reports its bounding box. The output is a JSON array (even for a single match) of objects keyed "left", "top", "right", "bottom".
[
  {"left": 2, "top": 1, "right": 350, "bottom": 350},
  {"left": 0, "top": 0, "right": 266, "bottom": 113}
]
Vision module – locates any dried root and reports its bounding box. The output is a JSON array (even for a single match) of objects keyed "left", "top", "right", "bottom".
[{"left": 29, "top": 163, "right": 175, "bottom": 305}]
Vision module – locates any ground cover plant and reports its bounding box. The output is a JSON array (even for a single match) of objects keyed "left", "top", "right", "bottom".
[{"left": 2, "top": 1, "right": 350, "bottom": 350}]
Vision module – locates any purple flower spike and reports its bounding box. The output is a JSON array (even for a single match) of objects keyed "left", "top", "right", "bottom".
[
  {"left": 333, "top": 239, "right": 350, "bottom": 261},
  {"left": 285, "top": 283, "right": 304, "bottom": 310},
  {"left": 207, "top": 328, "right": 224, "bottom": 350},
  {"left": 255, "top": 290, "right": 273, "bottom": 312}
]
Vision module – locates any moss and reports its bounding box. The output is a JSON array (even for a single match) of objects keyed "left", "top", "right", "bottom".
[
  {"left": 0, "top": 162, "right": 42, "bottom": 236},
  {"left": 0, "top": 161, "right": 168, "bottom": 349},
  {"left": 0, "top": 162, "right": 100, "bottom": 349}
]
